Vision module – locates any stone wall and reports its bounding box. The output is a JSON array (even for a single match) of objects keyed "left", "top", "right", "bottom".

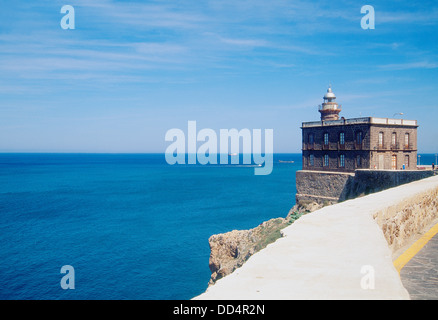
[
  {"left": 296, "top": 169, "right": 435, "bottom": 206},
  {"left": 373, "top": 185, "right": 438, "bottom": 254},
  {"left": 295, "top": 170, "right": 354, "bottom": 206},
  {"left": 302, "top": 123, "right": 371, "bottom": 172}
]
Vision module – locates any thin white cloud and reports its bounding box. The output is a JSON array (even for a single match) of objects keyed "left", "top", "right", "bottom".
[
  {"left": 378, "top": 9, "right": 438, "bottom": 25},
  {"left": 74, "top": 0, "right": 207, "bottom": 29},
  {"left": 219, "top": 37, "right": 269, "bottom": 47},
  {"left": 379, "top": 61, "right": 438, "bottom": 71}
]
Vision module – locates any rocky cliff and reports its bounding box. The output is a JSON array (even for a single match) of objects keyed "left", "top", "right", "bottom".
[{"left": 207, "top": 202, "right": 322, "bottom": 285}]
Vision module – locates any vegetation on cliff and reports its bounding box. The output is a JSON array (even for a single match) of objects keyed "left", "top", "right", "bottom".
[{"left": 207, "top": 202, "right": 321, "bottom": 286}]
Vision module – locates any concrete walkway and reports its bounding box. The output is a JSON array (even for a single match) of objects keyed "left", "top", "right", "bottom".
[{"left": 194, "top": 175, "right": 438, "bottom": 300}]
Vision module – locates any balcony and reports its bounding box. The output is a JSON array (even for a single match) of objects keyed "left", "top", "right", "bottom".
[
  {"left": 377, "top": 144, "right": 386, "bottom": 150},
  {"left": 354, "top": 142, "right": 363, "bottom": 150},
  {"left": 404, "top": 143, "right": 414, "bottom": 150},
  {"left": 302, "top": 143, "right": 315, "bottom": 151},
  {"left": 322, "top": 143, "right": 330, "bottom": 150},
  {"left": 390, "top": 143, "right": 400, "bottom": 151},
  {"left": 337, "top": 142, "right": 346, "bottom": 150},
  {"left": 318, "top": 103, "right": 342, "bottom": 111}
]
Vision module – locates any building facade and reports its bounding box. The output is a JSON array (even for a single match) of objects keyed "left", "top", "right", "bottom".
[{"left": 302, "top": 87, "right": 418, "bottom": 172}]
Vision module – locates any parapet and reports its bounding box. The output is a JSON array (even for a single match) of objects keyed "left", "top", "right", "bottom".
[{"left": 194, "top": 175, "right": 438, "bottom": 299}]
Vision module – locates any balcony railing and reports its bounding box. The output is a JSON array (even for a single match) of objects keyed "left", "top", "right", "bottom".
[
  {"left": 403, "top": 143, "right": 414, "bottom": 150},
  {"left": 318, "top": 104, "right": 342, "bottom": 111},
  {"left": 354, "top": 142, "right": 363, "bottom": 150},
  {"left": 390, "top": 143, "right": 400, "bottom": 150}
]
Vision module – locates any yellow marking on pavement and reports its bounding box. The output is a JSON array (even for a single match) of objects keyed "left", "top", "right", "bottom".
[{"left": 393, "top": 223, "right": 438, "bottom": 273}]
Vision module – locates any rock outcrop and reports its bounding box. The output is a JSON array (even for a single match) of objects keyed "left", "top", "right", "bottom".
[{"left": 207, "top": 202, "right": 322, "bottom": 285}]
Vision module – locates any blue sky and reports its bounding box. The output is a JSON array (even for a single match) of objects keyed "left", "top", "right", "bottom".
[{"left": 0, "top": 0, "right": 437, "bottom": 153}]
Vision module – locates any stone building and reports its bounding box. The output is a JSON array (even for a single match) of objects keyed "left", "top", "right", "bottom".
[{"left": 301, "top": 87, "right": 418, "bottom": 172}]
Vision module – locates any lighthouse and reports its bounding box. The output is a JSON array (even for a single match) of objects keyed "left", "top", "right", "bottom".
[
  {"left": 318, "top": 86, "right": 342, "bottom": 121},
  {"left": 297, "top": 86, "right": 420, "bottom": 205}
]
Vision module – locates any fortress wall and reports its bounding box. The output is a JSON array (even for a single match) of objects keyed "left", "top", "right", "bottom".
[
  {"left": 296, "top": 169, "right": 434, "bottom": 206},
  {"left": 295, "top": 170, "right": 354, "bottom": 205}
]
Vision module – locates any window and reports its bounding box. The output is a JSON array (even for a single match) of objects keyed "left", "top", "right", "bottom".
[
  {"left": 324, "top": 133, "right": 329, "bottom": 145},
  {"left": 378, "top": 132, "right": 384, "bottom": 148},
  {"left": 323, "top": 154, "right": 329, "bottom": 167},
  {"left": 309, "top": 154, "right": 314, "bottom": 166},
  {"left": 356, "top": 131, "right": 363, "bottom": 145},
  {"left": 308, "top": 133, "right": 314, "bottom": 145},
  {"left": 405, "top": 133, "right": 410, "bottom": 148},
  {"left": 405, "top": 155, "right": 409, "bottom": 168},
  {"left": 356, "top": 155, "right": 361, "bottom": 168},
  {"left": 391, "top": 155, "right": 397, "bottom": 170},
  {"left": 378, "top": 154, "right": 384, "bottom": 169},
  {"left": 339, "top": 132, "right": 345, "bottom": 145},
  {"left": 339, "top": 154, "right": 345, "bottom": 168},
  {"left": 391, "top": 132, "right": 397, "bottom": 146}
]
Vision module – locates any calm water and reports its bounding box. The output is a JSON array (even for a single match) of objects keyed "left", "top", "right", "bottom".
[
  {"left": 417, "top": 154, "right": 438, "bottom": 166},
  {"left": 0, "top": 153, "right": 300, "bottom": 300}
]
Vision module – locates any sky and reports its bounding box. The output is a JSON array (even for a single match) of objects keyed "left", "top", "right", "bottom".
[{"left": 0, "top": 0, "right": 437, "bottom": 153}]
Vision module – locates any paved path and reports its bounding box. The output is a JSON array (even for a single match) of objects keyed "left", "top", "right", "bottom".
[
  {"left": 400, "top": 233, "right": 438, "bottom": 300},
  {"left": 195, "top": 187, "right": 414, "bottom": 300},
  {"left": 195, "top": 176, "right": 438, "bottom": 300}
]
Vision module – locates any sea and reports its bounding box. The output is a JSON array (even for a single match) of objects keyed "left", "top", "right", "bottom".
[
  {"left": 0, "top": 153, "right": 301, "bottom": 300},
  {"left": 1, "top": 152, "right": 435, "bottom": 300}
]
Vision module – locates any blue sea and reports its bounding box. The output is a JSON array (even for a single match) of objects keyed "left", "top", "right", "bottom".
[
  {"left": 0, "top": 153, "right": 301, "bottom": 300},
  {"left": 1, "top": 152, "right": 435, "bottom": 300}
]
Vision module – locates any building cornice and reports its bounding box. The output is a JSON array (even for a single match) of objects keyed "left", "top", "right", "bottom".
[{"left": 302, "top": 117, "right": 418, "bottom": 128}]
